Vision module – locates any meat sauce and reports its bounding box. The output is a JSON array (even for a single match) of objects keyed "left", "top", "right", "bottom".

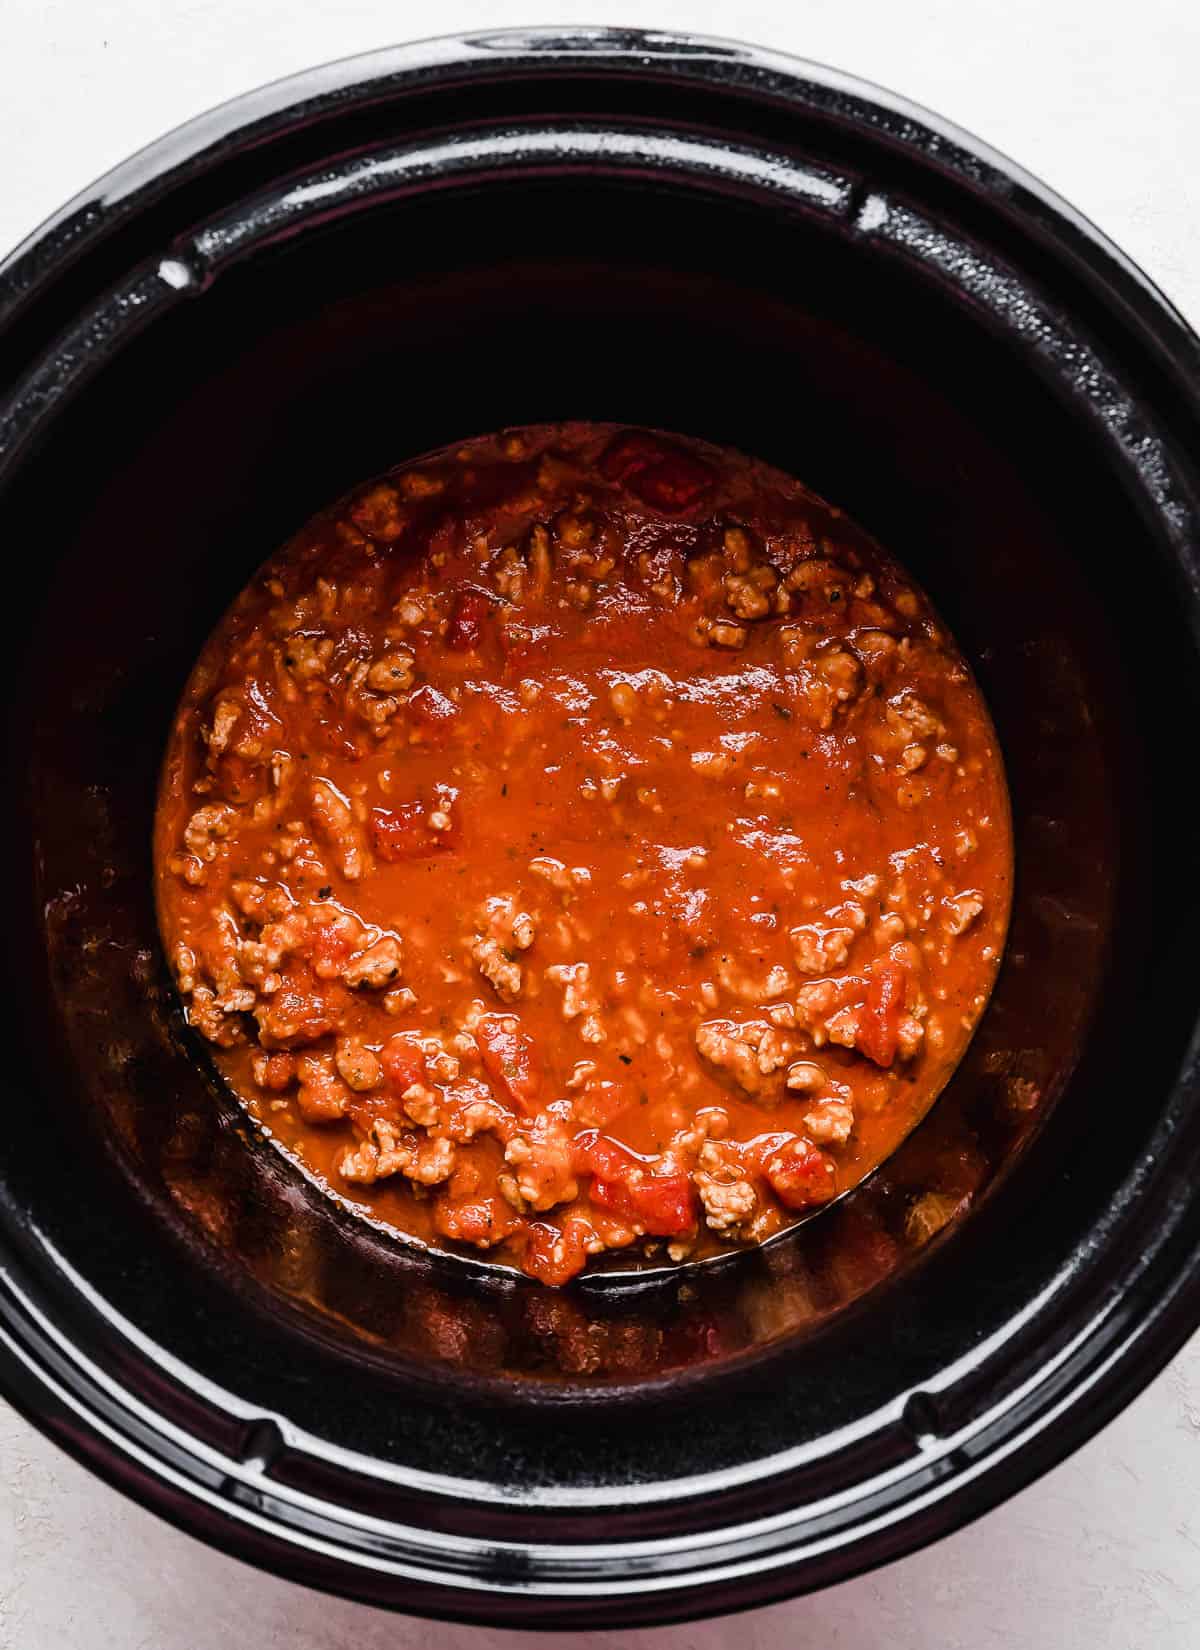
[{"left": 154, "top": 424, "right": 1012, "bottom": 1285}]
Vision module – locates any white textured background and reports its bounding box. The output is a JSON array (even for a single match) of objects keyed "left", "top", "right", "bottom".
[{"left": 2, "top": 1, "right": 1199, "bottom": 1645}]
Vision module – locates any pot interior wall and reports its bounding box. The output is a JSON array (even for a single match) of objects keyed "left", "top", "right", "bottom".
[{"left": 2, "top": 176, "right": 1196, "bottom": 1493}]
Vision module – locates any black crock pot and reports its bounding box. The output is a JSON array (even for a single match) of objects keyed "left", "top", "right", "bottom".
[{"left": 3, "top": 28, "right": 1200, "bottom": 1629}]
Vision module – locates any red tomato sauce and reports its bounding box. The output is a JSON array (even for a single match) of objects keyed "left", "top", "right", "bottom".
[{"left": 155, "top": 424, "right": 1012, "bottom": 1284}]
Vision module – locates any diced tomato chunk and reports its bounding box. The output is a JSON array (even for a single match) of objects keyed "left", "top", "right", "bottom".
[
  {"left": 345, "top": 1089, "right": 403, "bottom": 1131},
  {"left": 522, "top": 1217, "right": 593, "bottom": 1286},
  {"left": 381, "top": 1033, "right": 427, "bottom": 1095},
  {"left": 476, "top": 1015, "right": 540, "bottom": 1116},
  {"left": 369, "top": 785, "right": 458, "bottom": 860},
  {"left": 743, "top": 1130, "right": 796, "bottom": 1170},
  {"left": 631, "top": 1175, "right": 697, "bottom": 1236},
  {"left": 575, "top": 1129, "right": 697, "bottom": 1236},
  {"left": 590, "top": 1169, "right": 696, "bottom": 1236},
  {"left": 762, "top": 1135, "right": 838, "bottom": 1211},
  {"left": 434, "top": 1194, "right": 519, "bottom": 1248},
  {"left": 306, "top": 920, "right": 354, "bottom": 976},
  {"left": 446, "top": 588, "right": 491, "bottom": 650},
  {"left": 572, "top": 1128, "right": 627, "bottom": 1180},
  {"left": 408, "top": 684, "right": 459, "bottom": 739},
  {"left": 587, "top": 1174, "right": 630, "bottom": 1219},
  {"left": 255, "top": 1052, "right": 295, "bottom": 1091},
  {"left": 858, "top": 959, "right": 907, "bottom": 1068}
]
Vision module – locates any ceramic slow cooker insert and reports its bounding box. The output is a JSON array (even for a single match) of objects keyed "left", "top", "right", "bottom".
[{"left": 2, "top": 28, "right": 1200, "bottom": 1628}]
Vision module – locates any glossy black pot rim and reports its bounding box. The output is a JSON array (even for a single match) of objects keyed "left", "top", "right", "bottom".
[{"left": 3, "top": 27, "right": 1200, "bottom": 1629}]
